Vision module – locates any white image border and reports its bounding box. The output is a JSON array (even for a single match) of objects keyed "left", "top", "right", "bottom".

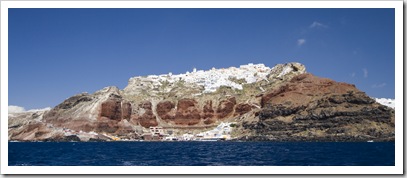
[{"left": 1, "top": 0, "right": 403, "bottom": 175}]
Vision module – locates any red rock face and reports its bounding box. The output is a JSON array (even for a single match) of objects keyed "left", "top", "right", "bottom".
[
  {"left": 151, "top": 97, "right": 245, "bottom": 126},
  {"left": 137, "top": 111, "right": 158, "bottom": 128},
  {"left": 100, "top": 100, "right": 122, "bottom": 121},
  {"left": 216, "top": 97, "right": 236, "bottom": 119},
  {"left": 99, "top": 98, "right": 132, "bottom": 121},
  {"left": 98, "top": 94, "right": 269, "bottom": 128},
  {"left": 156, "top": 101, "right": 175, "bottom": 120},
  {"left": 97, "top": 97, "right": 134, "bottom": 132},
  {"left": 234, "top": 103, "right": 253, "bottom": 116},
  {"left": 261, "top": 73, "right": 358, "bottom": 108},
  {"left": 131, "top": 101, "right": 158, "bottom": 128},
  {"left": 121, "top": 101, "right": 132, "bottom": 121},
  {"left": 174, "top": 99, "right": 201, "bottom": 125},
  {"left": 202, "top": 100, "right": 214, "bottom": 119}
]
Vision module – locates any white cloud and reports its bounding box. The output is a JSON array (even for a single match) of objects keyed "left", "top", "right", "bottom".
[
  {"left": 8, "top": 105, "right": 51, "bottom": 114},
  {"left": 309, "top": 21, "right": 328, "bottom": 28},
  {"left": 350, "top": 72, "right": 356, "bottom": 78},
  {"left": 372, "top": 83, "right": 387, "bottom": 88},
  {"left": 8, "top": 105, "right": 25, "bottom": 113},
  {"left": 297, "top": 39, "right": 306, "bottom": 46},
  {"left": 363, "top": 68, "right": 368, "bottom": 78},
  {"left": 27, "top": 107, "right": 52, "bottom": 112}
]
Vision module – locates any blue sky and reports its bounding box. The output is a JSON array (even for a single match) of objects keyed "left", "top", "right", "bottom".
[{"left": 9, "top": 8, "right": 395, "bottom": 110}]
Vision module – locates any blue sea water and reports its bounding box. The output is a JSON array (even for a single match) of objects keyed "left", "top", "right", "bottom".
[{"left": 8, "top": 142, "right": 394, "bottom": 166}]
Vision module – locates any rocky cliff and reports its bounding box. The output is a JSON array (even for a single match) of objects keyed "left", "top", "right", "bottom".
[
  {"left": 236, "top": 73, "right": 394, "bottom": 141},
  {"left": 8, "top": 62, "right": 395, "bottom": 142}
]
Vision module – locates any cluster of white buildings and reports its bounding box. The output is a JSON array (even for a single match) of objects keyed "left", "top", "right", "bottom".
[
  {"left": 162, "top": 122, "right": 235, "bottom": 141},
  {"left": 194, "top": 122, "right": 235, "bottom": 141},
  {"left": 127, "top": 63, "right": 272, "bottom": 93},
  {"left": 59, "top": 122, "right": 236, "bottom": 142}
]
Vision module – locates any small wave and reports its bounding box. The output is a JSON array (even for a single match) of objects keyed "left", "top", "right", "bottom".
[
  {"left": 13, "top": 163, "right": 32, "bottom": 166},
  {"left": 122, "top": 161, "right": 133, "bottom": 166}
]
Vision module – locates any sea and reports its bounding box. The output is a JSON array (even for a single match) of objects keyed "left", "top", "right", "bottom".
[{"left": 8, "top": 141, "right": 394, "bottom": 166}]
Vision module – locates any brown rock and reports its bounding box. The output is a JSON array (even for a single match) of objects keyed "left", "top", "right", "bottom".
[
  {"left": 131, "top": 101, "right": 158, "bottom": 128},
  {"left": 202, "top": 100, "right": 215, "bottom": 119},
  {"left": 137, "top": 110, "right": 158, "bottom": 128},
  {"left": 261, "top": 73, "right": 358, "bottom": 108},
  {"left": 121, "top": 101, "right": 132, "bottom": 121},
  {"left": 156, "top": 101, "right": 175, "bottom": 120},
  {"left": 216, "top": 97, "right": 236, "bottom": 118},
  {"left": 177, "top": 98, "right": 196, "bottom": 110},
  {"left": 174, "top": 98, "right": 201, "bottom": 125},
  {"left": 99, "top": 97, "right": 132, "bottom": 121},
  {"left": 96, "top": 117, "right": 119, "bottom": 133},
  {"left": 100, "top": 99, "right": 122, "bottom": 121},
  {"left": 235, "top": 103, "right": 253, "bottom": 116}
]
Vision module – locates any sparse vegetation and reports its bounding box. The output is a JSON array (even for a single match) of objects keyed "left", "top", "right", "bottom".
[
  {"left": 175, "top": 79, "right": 186, "bottom": 88},
  {"left": 160, "top": 80, "right": 170, "bottom": 89},
  {"left": 228, "top": 76, "right": 247, "bottom": 84}
]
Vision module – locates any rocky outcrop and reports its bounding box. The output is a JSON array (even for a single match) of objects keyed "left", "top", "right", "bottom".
[
  {"left": 156, "top": 101, "right": 176, "bottom": 121},
  {"left": 234, "top": 103, "right": 253, "bottom": 116},
  {"left": 239, "top": 73, "right": 395, "bottom": 142},
  {"left": 202, "top": 100, "right": 215, "bottom": 118},
  {"left": 99, "top": 94, "right": 132, "bottom": 121},
  {"left": 9, "top": 87, "right": 136, "bottom": 141},
  {"left": 154, "top": 98, "right": 246, "bottom": 126},
  {"left": 174, "top": 99, "right": 201, "bottom": 125},
  {"left": 9, "top": 122, "right": 62, "bottom": 141},
  {"left": 131, "top": 101, "right": 158, "bottom": 128},
  {"left": 215, "top": 97, "right": 235, "bottom": 119},
  {"left": 202, "top": 100, "right": 215, "bottom": 124}
]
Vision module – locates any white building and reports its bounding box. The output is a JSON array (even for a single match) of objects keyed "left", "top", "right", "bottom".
[
  {"left": 195, "top": 122, "right": 235, "bottom": 140},
  {"left": 128, "top": 63, "right": 274, "bottom": 94}
]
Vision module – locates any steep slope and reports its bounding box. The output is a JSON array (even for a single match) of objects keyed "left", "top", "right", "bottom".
[
  {"left": 8, "top": 108, "right": 62, "bottom": 141},
  {"left": 236, "top": 73, "right": 395, "bottom": 141}
]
